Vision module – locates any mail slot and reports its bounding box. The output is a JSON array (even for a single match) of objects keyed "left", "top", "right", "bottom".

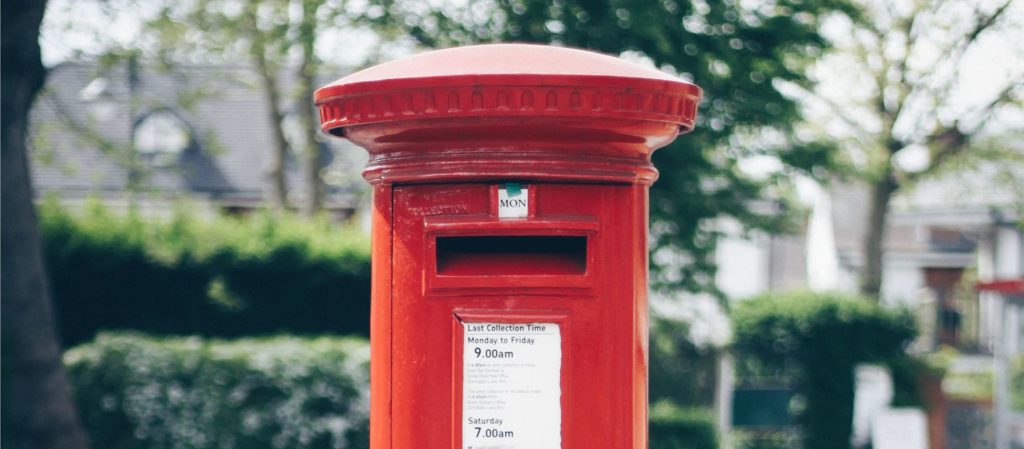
[
  {"left": 435, "top": 235, "right": 588, "bottom": 275},
  {"left": 315, "top": 44, "right": 701, "bottom": 449}
]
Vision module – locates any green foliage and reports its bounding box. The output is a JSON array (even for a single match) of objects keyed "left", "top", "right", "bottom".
[
  {"left": 648, "top": 401, "right": 718, "bottom": 449},
  {"left": 941, "top": 366, "right": 993, "bottom": 402},
  {"left": 66, "top": 332, "right": 727, "bottom": 449},
  {"left": 731, "top": 430, "right": 799, "bottom": 449},
  {"left": 40, "top": 200, "right": 371, "bottom": 346},
  {"left": 65, "top": 332, "right": 370, "bottom": 449},
  {"left": 649, "top": 317, "right": 719, "bottom": 407},
  {"left": 918, "top": 345, "right": 994, "bottom": 402},
  {"left": 382, "top": 0, "right": 853, "bottom": 297},
  {"left": 1014, "top": 355, "right": 1024, "bottom": 411},
  {"left": 731, "top": 292, "right": 917, "bottom": 449},
  {"left": 887, "top": 355, "right": 929, "bottom": 408}
]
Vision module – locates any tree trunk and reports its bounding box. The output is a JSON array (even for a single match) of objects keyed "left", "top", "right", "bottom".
[
  {"left": 297, "top": 0, "right": 322, "bottom": 218},
  {"left": 297, "top": 72, "right": 322, "bottom": 218},
  {"left": 253, "top": 46, "right": 290, "bottom": 211},
  {"left": 860, "top": 172, "right": 898, "bottom": 301},
  {"left": 1, "top": 1, "right": 91, "bottom": 448}
]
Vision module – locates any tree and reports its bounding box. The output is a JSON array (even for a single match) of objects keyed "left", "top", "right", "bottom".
[
  {"left": 295, "top": 0, "right": 323, "bottom": 217},
  {"left": 1, "top": 0, "right": 91, "bottom": 447},
  {"left": 383, "top": 0, "right": 853, "bottom": 296},
  {"left": 45, "top": 0, "right": 379, "bottom": 215},
  {"left": 145, "top": 0, "right": 399, "bottom": 216},
  {"left": 241, "top": 0, "right": 294, "bottom": 212},
  {"left": 146, "top": 0, "right": 308, "bottom": 212},
  {"left": 784, "top": 0, "right": 1023, "bottom": 298}
]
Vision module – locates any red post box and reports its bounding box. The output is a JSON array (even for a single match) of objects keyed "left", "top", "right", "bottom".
[{"left": 315, "top": 44, "right": 701, "bottom": 449}]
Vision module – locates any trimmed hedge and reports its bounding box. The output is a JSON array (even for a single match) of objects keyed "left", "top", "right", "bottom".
[
  {"left": 40, "top": 201, "right": 372, "bottom": 346},
  {"left": 69, "top": 333, "right": 716, "bottom": 449},
  {"left": 731, "top": 292, "right": 917, "bottom": 449},
  {"left": 64, "top": 333, "right": 370, "bottom": 449},
  {"left": 648, "top": 401, "right": 718, "bottom": 449}
]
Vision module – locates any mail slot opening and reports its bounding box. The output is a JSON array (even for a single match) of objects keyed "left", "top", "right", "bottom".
[{"left": 436, "top": 235, "right": 587, "bottom": 276}]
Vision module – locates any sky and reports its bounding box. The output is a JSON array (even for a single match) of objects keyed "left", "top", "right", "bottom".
[{"left": 40, "top": 0, "right": 404, "bottom": 69}]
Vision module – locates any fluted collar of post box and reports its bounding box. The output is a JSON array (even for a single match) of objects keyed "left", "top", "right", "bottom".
[
  {"left": 316, "top": 44, "right": 701, "bottom": 134},
  {"left": 314, "top": 44, "right": 703, "bottom": 185}
]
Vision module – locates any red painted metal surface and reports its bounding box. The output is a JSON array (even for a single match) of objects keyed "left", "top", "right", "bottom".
[
  {"left": 977, "top": 279, "right": 1024, "bottom": 294},
  {"left": 315, "top": 44, "right": 701, "bottom": 449}
]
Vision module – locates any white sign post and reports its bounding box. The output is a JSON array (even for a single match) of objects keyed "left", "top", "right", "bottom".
[
  {"left": 871, "top": 408, "right": 929, "bottom": 449},
  {"left": 462, "top": 322, "right": 561, "bottom": 449},
  {"left": 851, "top": 364, "right": 893, "bottom": 448}
]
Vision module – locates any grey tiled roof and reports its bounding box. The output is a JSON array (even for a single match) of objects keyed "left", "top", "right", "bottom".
[{"left": 29, "top": 62, "right": 367, "bottom": 207}]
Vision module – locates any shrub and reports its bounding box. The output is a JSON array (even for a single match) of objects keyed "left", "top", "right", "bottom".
[
  {"left": 649, "top": 317, "right": 720, "bottom": 408},
  {"left": 731, "top": 292, "right": 917, "bottom": 449},
  {"left": 1014, "top": 355, "right": 1024, "bottom": 411},
  {"left": 40, "top": 200, "right": 372, "bottom": 346},
  {"left": 64, "top": 333, "right": 370, "bottom": 449},
  {"left": 731, "top": 430, "right": 800, "bottom": 449},
  {"left": 648, "top": 401, "right": 718, "bottom": 449}
]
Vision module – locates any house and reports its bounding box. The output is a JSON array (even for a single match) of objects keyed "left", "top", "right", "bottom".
[
  {"left": 836, "top": 164, "right": 1022, "bottom": 351},
  {"left": 29, "top": 61, "right": 368, "bottom": 218},
  {"left": 711, "top": 157, "right": 1023, "bottom": 447},
  {"left": 711, "top": 160, "right": 1022, "bottom": 349}
]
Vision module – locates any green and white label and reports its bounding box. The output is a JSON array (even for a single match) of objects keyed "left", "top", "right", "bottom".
[
  {"left": 497, "top": 185, "right": 528, "bottom": 218},
  {"left": 462, "top": 322, "right": 561, "bottom": 449}
]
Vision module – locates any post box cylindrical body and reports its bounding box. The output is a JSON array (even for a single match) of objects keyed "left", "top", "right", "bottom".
[{"left": 316, "top": 44, "right": 701, "bottom": 449}]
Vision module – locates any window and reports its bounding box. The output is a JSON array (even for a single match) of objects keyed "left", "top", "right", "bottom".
[{"left": 134, "top": 109, "right": 192, "bottom": 166}]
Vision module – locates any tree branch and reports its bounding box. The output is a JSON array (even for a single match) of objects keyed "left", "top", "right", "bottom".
[
  {"left": 916, "top": 0, "right": 1012, "bottom": 107},
  {"left": 918, "top": 125, "right": 967, "bottom": 178},
  {"left": 783, "top": 80, "right": 877, "bottom": 148},
  {"left": 242, "top": 0, "right": 290, "bottom": 211},
  {"left": 964, "top": 80, "right": 1024, "bottom": 134},
  {"left": 886, "top": 0, "right": 929, "bottom": 131},
  {"left": 38, "top": 89, "right": 134, "bottom": 166},
  {"left": 845, "top": 20, "right": 905, "bottom": 159},
  {"left": 913, "top": 79, "right": 1022, "bottom": 181}
]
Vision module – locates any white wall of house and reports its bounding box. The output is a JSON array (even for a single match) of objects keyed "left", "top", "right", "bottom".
[
  {"left": 881, "top": 258, "right": 926, "bottom": 308},
  {"left": 712, "top": 215, "right": 814, "bottom": 302},
  {"left": 714, "top": 222, "right": 771, "bottom": 300},
  {"left": 993, "top": 226, "right": 1023, "bottom": 279}
]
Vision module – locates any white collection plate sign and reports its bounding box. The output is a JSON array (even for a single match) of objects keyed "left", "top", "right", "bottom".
[{"left": 462, "top": 322, "right": 561, "bottom": 449}]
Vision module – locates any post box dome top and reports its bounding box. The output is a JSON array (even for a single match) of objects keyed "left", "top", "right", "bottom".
[
  {"left": 322, "top": 43, "right": 687, "bottom": 84},
  {"left": 315, "top": 44, "right": 702, "bottom": 136}
]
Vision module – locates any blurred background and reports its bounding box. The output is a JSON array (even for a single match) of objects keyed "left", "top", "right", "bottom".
[{"left": 2, "top": 0, "right": 1023, "bottom": 448}]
